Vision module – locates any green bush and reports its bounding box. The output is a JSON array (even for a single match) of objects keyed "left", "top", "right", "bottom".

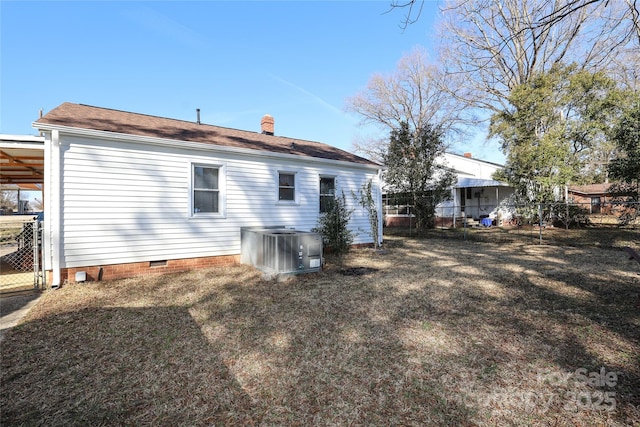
[{"left": 312, "top": 191, "right": 354, "bottom": 256}]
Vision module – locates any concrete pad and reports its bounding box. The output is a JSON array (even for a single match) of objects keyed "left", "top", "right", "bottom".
[{"left": 0, "top": 290, "right": 42, "bottom": 342}]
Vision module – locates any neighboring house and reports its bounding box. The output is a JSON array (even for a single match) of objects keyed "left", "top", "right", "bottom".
[
  {"left": 33, "top": 103, "right": 383, "bottom": 287},
  {"left": 383, "top": 152, "right": 515, "bottom": 227},
  {"left": 568, "top": 183, "right": 613, "bottom": 214}
]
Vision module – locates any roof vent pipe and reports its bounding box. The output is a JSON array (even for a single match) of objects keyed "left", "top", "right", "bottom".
[{"left": 196, "top": 108, "right": 201, "bottom": 125}]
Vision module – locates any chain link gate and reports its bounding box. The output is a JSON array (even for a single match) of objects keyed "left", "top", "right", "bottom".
[{"left": 0, "top": 218, "right": 45, "bottom": 292}]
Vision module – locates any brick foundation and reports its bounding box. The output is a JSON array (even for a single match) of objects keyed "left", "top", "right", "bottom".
[
  {"left": 385, "top": 216, "right": 416, "bottom": 228},
  {"left": 58, "top": 254, "right": 240, "bottom": 283},
  {"left": 385, "top": 216, "right": 460, "bottom": 228}
]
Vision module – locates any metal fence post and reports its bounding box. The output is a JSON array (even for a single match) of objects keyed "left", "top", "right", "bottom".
[
  {"left": 538, "top": 203, "right": 543, "bottom": 244},
  {"left": 463, "top": 214, "right": 467, "bottom": 241},
  {"left": 33, "top": 219, "right": 39, "bottom": 289}
]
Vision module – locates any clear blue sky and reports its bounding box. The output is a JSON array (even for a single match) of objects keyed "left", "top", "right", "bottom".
[{"left": 1, "top": 0, "right": 504, "bottom": 163}]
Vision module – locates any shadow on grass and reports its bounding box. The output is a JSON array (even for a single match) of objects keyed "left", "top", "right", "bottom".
[
  {"left": 2, "top": 238, "right": 639, "bottom": 425},
  {"left": 390, "top": 236, "right": 640, "bottom": 423},
  {"left": 1, "top": 306, "right": 258, "bottom": 426},
  {"left": 193, "top": 275, "right": 477, "bottom": 426}
]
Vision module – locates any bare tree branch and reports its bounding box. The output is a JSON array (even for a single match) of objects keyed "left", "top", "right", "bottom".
[
  {"left": 625, "top": 0, "right": 640, "bottom": 44},
  {"left": 388, "top": 0, "right": 426, "bottom": 30},
  {"left": 345, "top": 47, "right": 472, "bottom": 160},
  {"left": 434, "top": 0, "right": 636, "bottom": 114},
  {"left": 391, "top": 0, "right": 639, "bottom": 45}
]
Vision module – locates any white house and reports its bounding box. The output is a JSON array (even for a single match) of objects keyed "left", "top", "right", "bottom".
[
  {"left": 383, "top": 152, "right": 515, "bottom": 227},
  {"left": 442, "top": 152, "right": 514, "bottom": 222},
  {"left": 33, "top": 103, "right": 383, "bottom": 287}
]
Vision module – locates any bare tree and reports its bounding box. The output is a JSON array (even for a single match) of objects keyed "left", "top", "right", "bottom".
[
  {"left": 609, "top": 44, "right": 640, "bottom": 91},
  {"left": 392, "top": 0, "right": 639, "bottom": 44},
  {"left": 31, "top": 198, "right": 44, "bottom": 211},
  {"left": 0, "top": 185, "right": 17, "bottom": 212},
  {"left": 345, "top": 47, "right": 471, "bottom": 161},
  {"left": 627, "top": 0, "right": 640, "bottom": 43},
  {"left": 390, "top": 1, "right": 639, "bottom": 97},
  {"left": 435, "top": 0, "right": 636, "bottom": 114},
  {"left": 522, "top": 0, "right": 640, "bottom": 45}
]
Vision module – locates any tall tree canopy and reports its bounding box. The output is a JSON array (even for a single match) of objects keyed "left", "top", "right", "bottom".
[
  {"left": 372, "top": 1, "right": 639, "bottom": 177},
  {"left": 608, "top": 100, "right": 640, "bottom": 224},
  {"left": 383, "top": 122, "right": 456, "bottom": 230},
  {"left": 609, "top": 100, "right": 640, "bottom": 189},
  {"left": 490, "top": 64, "right": 629, "bottom": 203}
]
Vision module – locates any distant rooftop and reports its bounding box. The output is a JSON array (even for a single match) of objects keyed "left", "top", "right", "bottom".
[{"left": 568, "top": 183, "right": 612, "bottom": 195}]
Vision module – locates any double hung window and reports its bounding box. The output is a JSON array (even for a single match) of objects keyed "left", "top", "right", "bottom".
[
  {"left": 192, "top": 164, "right": 222, "bottom": 215},
  {"left": 278, "top": 172, "right": 296, "bottom": 202},
  {"left": 319, "top": 177, "right": 336, "bottom": 213}
]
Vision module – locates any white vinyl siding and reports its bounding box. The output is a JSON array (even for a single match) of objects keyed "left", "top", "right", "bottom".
[{"left": 57, "top": 134, "right": 381, "bottom": 268}]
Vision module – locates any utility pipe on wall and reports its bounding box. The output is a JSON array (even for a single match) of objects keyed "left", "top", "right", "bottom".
[{"left": 48, "top": 130, "right": 62, "bottom": 289}]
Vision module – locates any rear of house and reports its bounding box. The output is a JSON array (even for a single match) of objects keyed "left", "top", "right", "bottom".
[{"left": 35, "top": 103, "right": 383, "bottom": 286}]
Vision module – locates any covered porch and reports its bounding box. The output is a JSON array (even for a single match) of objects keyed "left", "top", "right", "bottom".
[
  {"left": 455, "top": 177, "right": 514, "bottom": 222},
  {"left": 431, "top": 177, "right": 515, "bottom": 227}
]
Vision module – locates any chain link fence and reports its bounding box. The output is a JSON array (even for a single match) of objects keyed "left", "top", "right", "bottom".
[
  {"left": 384, "top": 201, "right": 640, "bottom": 247},
  {"left": 0, "top": 217, "right": 44, "bottom": 292}
]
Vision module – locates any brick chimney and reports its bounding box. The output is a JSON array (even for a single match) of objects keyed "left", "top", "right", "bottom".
[
  {"left": 261, "top": 114, "right": 274, "bottom": 135},
  {"left": 463, "top": 152, "right": 472, "bottom": 158}
]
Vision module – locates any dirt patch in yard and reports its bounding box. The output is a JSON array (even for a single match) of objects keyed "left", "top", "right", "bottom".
[
  {"left": 1, "top": 236, "right": 639, "bottom": 426},
  {"left": 338, "top": 266, "right": 379, "bottom": 276}
]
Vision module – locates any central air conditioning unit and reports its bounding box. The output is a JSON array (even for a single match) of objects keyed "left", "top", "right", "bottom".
[{"left": 240, "top": 227, "right": 323, "bottom": 277}]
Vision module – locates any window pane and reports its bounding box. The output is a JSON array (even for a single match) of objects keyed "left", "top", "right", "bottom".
[
  {"left": 279, "top": 173, "right": 295, "bottom": 187},
  {"left": 279, "top": 188, "right": 295, "bottom": 201},
  {"left": 278, "top": 173, "right": 295, "bottom": 201},
  {"left": 320, "top": 177, "right": 335, "bottom": 195},
  {"left": 195, "top": 167, "right": 219, "bottom": 189},
  {"left": 194, "top": 190, "right": 219, "bottom": 213}
]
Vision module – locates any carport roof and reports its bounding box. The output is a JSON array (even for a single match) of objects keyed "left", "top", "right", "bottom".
[{"left": 0, "top": 135, "right": 45, "bottom": 185}]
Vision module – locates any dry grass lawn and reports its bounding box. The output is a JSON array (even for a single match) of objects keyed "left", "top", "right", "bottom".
[{"left": 2, "top": 235, "right": 639, "bottom": 426}]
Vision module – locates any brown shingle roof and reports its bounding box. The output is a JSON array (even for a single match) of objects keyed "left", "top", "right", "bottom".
[
  {"left": 35, "top": 103, "right": 379, "bottom": 166},
  {"left": 568, "top": 183, "right": 612, "bottom": 195}
]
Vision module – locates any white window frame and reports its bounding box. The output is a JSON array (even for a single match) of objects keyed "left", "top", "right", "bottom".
[
  {"left": 189, "top": 162, "right": 226, "bottom": 218},
  {"left": 276, "top": 170, "right": 298, "bottom": 204},
  {"left": 319, "top": 175, "right": 337, "bottom": 213}
]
